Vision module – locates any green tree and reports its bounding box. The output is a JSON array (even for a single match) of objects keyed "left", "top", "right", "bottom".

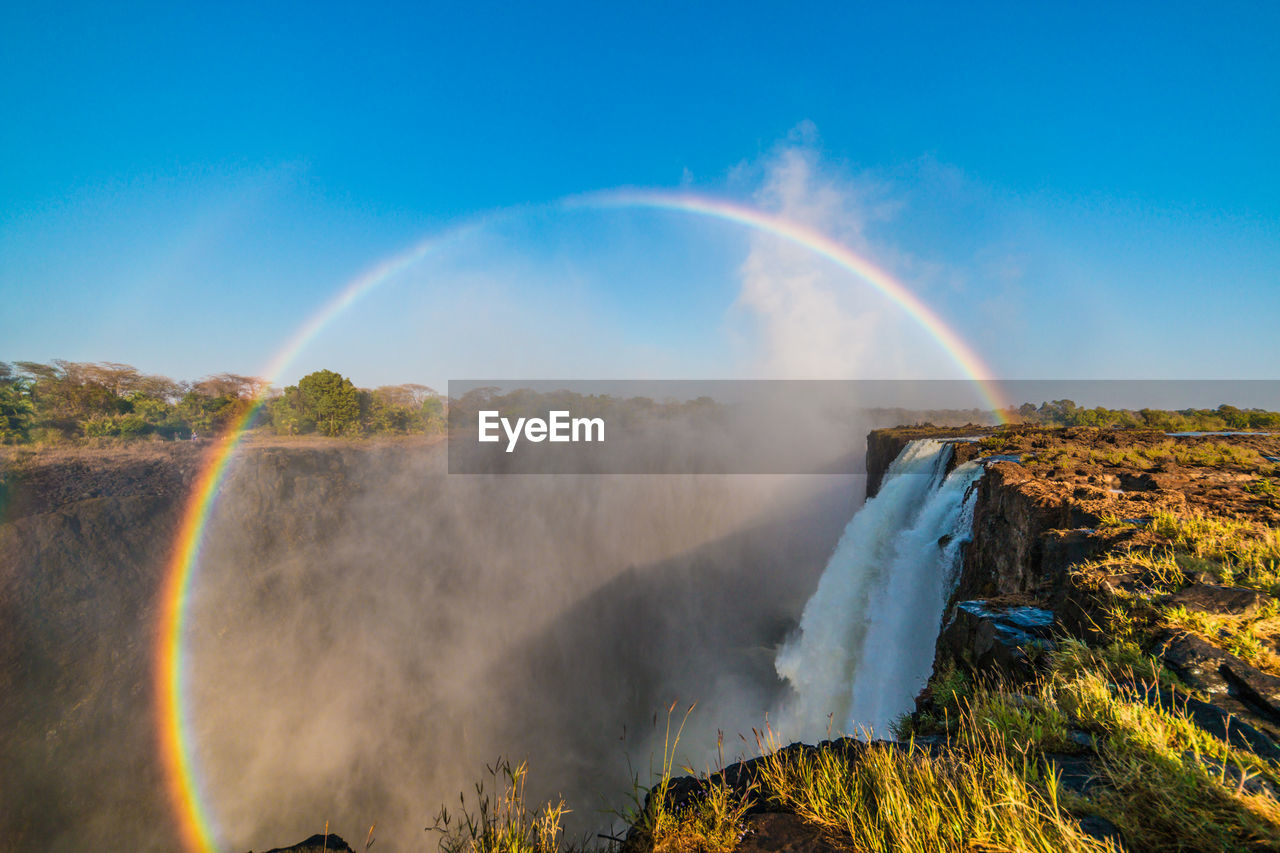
[
  {"left": 0, "top": 368, "right": 34, "bottom": 443},
  {"left": 298, "top": 369, "right": 361, "bottom": 436},
  {"left": 359, "top": 383, "right": 445, "bottom": 434},
  {"left": 268, "top": 386, "right": 314, "bottom": 435}
]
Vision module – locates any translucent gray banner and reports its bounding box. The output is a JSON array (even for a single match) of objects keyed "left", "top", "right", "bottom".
[{"left": 446, "top": 380, "right": 1280, "bottom": 474}]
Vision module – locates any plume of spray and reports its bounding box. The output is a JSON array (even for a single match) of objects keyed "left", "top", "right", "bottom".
[
  {"left": 182, "top": 443, "right": 858, "bottom": 850},
  {"left": 736, "top": 137, "right": 921, "bottom": 379}
]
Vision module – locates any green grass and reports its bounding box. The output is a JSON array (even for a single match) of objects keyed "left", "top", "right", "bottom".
[
  {"left": 904, "top": 657, "right": 1280, "bottom": 851},
  {"left": 753, "top": 720, "right": 1115, "bottom": 853},
  {"left": 1158, "top": 601, "right": 1280, "bottom": 672},
  {"left": 1149, "top": 510, "right": 1280, "bottom": 591},
  {"left": 1077, "top": 440, "right": 1265, "bottom": 471},
  {"left": 1045, "top": 671, "right": 1280, "bottom": 850},
  {"left": 1246, "top": 478, "right": 1280, "bottom": 509},
  {"left": 1006, "top": 436, "right": 1272, "bottom": 475},
  {"left": 1071, "top": 506, "right": 1280, "bottom": 677},
  {"left": 431, "top": 651, "right": 1280, "bottom": 853},
  {"left": 629, "top": 774, "right": 749, "bottom": 853}
]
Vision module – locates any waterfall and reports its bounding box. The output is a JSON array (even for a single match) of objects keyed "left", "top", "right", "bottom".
[{"left": 774, "top": 439, "right": 985, "bottom": 740}]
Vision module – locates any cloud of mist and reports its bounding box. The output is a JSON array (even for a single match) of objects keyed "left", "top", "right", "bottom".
[
  {"left": 183, "top": 440, "right": 861, "bottom": 850},
  {"left": 732, "top": 132, "right": 971, "bottom": 380}
]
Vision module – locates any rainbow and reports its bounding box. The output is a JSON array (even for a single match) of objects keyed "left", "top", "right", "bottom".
[
  {"left": 155, "top": 224, "right": 484, "bottom": 852},
  {"left": 576, "top": 190, "right": 1007, "bottom": 411},
  {"left": 154, "top": 191, "right": 1007, "bottom": 852}
]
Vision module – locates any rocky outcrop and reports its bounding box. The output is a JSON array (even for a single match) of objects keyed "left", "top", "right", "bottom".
[
  {"left": 259, "top": 834, "right": 354, "bottom": 853},
  {"left": 921, "top": 427, "right": 1280, "bottom": 756},
  {"left": 734, "top": 812, "right": 837, "bottom": 853},
  {"left": 629, "top": 427, "right": 1280, "bottom": 853},
  {"left": 1163, "top": 583, "right": 1273, "bottom": 616},
  {"left": 864, "top": 427, "right": 992, "bottom": 498},
  {"left": 936, "top": 600, "right": 1055, "bottom": 677},
  {"left": 956, "top": 462, "right": 1116, "bottom": 603}
]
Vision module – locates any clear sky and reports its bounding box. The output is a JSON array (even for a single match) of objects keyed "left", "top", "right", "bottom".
[{"left": 2, "top": 1, "right": 1277, "bottom": 388}]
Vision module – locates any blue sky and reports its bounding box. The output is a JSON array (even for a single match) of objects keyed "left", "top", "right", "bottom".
[{"left": 2, "top": 1, "right": 1277, "bottom": 387}]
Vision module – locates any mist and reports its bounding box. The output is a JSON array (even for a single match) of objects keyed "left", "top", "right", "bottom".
[{"left": 181, "top": 439, "right": 863, "bottom": 849}]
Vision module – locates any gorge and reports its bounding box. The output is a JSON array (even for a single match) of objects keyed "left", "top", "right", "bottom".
[{"left": 5, "top": 424, "right": 1280, "bottom": 852}]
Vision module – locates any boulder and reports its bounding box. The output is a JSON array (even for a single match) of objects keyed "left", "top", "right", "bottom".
[
  {"left": 938, "top": 600, "right": 1055, "bottom": 676},
  {"left": 1151, "top": 687, "right": 1280, "bottom": 761},
  {"left": 1221, "top": 660, "right": 1280, "bottom": 721},
  {"left": 260, "top": 834, "right": 354, "bottom": 853},
  {"left": 1158, "top": 632, "right": 1232, "bottom": 699},
  {"left": 1118, "top": 472, "right": 1159, "bottom": 492},
  {"left": 737, "top": 812, "right": 838, "bottom": 853},
  {"left": 1163, "top": 583, "right": 1272, "bottom": 617},
  {"left": 1076, "top": 814, "right": 1125, "bottom": 848},
  {"left": 1158, "top": 630, "right": 1280, "bottom": 719}
]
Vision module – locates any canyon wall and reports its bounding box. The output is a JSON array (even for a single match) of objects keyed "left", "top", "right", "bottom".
[{"left": 0, "top": 440, "right": 856, "bottom": 852}]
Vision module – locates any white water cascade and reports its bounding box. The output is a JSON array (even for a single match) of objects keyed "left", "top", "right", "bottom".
[{"left": 774, "top": 439, "right": 986, "bottom": 740}]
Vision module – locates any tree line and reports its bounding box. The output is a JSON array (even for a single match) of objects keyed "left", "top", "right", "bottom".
[
  {"left": 0, "top": 361, "right": 445, "bottom": 443},
  {"left": 3, "top": 363, "right": 1276, "bottom": 445},
  {"left": 1003, "top": 399, "right": 1280, "bottom": 431}
]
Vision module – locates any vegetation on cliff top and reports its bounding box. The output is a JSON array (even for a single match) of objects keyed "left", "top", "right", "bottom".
[
  {"left": 0, "top": 360, "right": 733, "bottom": 445},
  {"left": 5, "top": 360, "right": 1278, "bottom": 446},
  {"left": 1002, "top": 399, "right": 1280, "bottom": 432},
  {"left": 0, "top": 360, "right": 444, "bottom": 442}
]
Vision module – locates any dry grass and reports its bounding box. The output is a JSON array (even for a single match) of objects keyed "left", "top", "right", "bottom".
[
  {"left": 429, "top": 758, "right": 568, "bottom": 853},
  {"left": 625, "top": 704, "right": 751, "bottom": 853}
]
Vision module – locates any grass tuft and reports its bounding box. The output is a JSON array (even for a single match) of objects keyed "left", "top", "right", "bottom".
[
  {"left": 624, "top": 703, "right": 751, "bottom": 853},
  {"left": 429, "top": 758, "right": 568, "bottom": 853}
]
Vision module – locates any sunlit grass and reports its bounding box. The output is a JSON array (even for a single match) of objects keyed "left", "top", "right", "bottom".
[
  {"left": 1158, "top": 602, "right": 1280, "bottom": 673},
  {"left": 1149, "top": 510, "right": 1280, "bottom": 590},
  {"left": 753, "top": 719, "right": 1114, "bottom": 852},
  {"left": 1009, "top": 436, "right": 1272, "bottom": 475},
  {"left": 429, "top": 758, "right": 568, "bottom": 853},
  {"left": 623, "top": 703, "right": 750, "bottom": 853},
  {"left": 903, "top": 656, "right": 1280, "bottom": 851},
  {"left": 429, "top": 468, "right": 1280, "bottom": 853}
]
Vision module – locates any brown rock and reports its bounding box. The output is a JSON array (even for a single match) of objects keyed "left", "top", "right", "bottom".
[
  {"left": 261, "top": 834, "right": 354, "bottom": 853},
  {"left": 1097, "top": 572, "right": 1154, "bottom": 595},
  {"left": 1158, "top": 632, "right": 1230, "bottom": 698},
  {"left": 1164, "top": 584, "right": 1272, "bottom": 617},
  {"left": 1221, "top": 660, "right": 1280, "bottom": 719},
  {"left": 1119, "top": 471, "right": 1159, "bottom": 492},
  {"left": 737, "top": 813, "right": 837, "bottom": 853}
]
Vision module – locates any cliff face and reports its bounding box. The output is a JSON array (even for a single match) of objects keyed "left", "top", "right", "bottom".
[
  {"left": 1, "top": 438, "right": 857, "bottom": 853},
  {"left": 959, "top": 461, "right": 1113, "bottom": 602},
  {"left": 864, "top": 427, "right": 992, "bottom": 497},
  {"left": 915, "top": 426, "right": 1280, "bottom": 748},
  {"left": 0, "top": 441, "right": 411, "bottom": 852}
]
